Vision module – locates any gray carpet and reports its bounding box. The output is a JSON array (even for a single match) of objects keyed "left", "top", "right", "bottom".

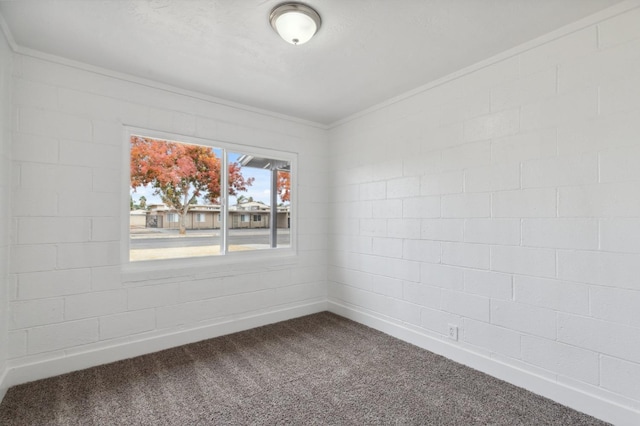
[{"left": 0, "top": 312, "right": 607, "bottom": 425}]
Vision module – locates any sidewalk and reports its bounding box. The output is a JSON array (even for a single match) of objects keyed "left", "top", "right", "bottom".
[
  {"left": 130, "top": 228, "right": 220, "bottom": 239},
  {"left": 129, "top": 244, "right": 259, "bottom": 261},
  {"left": 130, "top": 228, "right": 289, "bottom": 239}
]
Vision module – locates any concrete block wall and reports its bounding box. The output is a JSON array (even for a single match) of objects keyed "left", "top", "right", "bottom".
[
  {"left": 1, "top": 3, "right": 640, "bottom": 424},
  {"left": 328, "top": 6, "right": 640, "bottom": 423},
  {"left": 0, "top": 20, "right": 13, "bottom": 400},
  {"left": 5, "top": 52, "right": 328, "bottom": 379}
]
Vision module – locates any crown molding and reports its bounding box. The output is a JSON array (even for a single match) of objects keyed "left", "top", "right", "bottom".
[{"left": 329, "top": 0, "right": 640, "bottom": 129}]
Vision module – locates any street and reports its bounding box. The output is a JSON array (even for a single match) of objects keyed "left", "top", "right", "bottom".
[{"left": 130, "top": 228, "right": 290, "bottom": 249}]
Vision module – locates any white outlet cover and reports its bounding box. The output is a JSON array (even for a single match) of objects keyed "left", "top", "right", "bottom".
[{"left": 447, "top": 324, "right": 458, "bottom": 341}]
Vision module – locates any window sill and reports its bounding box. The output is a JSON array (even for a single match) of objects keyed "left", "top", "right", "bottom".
[{"left": 121, "top": 247, "right": 298, "bottom": 282}]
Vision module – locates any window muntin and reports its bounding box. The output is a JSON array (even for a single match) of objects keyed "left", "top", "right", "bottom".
[{"left": 129, "top": 133, "right": 293, "bottom": 263}]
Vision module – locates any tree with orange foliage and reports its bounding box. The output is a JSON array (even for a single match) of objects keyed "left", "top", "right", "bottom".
[
  {"left": 277, "top": 170, "right": 290, "bottom": 203},
  {"left": 130, "top": 136, "right": 254, "bottom": 235}
]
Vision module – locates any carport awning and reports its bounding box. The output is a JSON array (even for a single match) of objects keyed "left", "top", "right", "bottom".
[{"left": 237, "top": 155, "right": 290, "bottom": 171}]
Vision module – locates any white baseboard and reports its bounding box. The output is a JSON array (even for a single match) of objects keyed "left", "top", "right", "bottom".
[
  {"left": 4, "top": 300, "right": 638, "bottom": 425},
  {"left": 0, "top": 367, "right": 8, "bottom": 405},
  {"left": 328, "top": 301, "right": 640, "bottom": 426},
  {"left": 3, "top": 301, "right": 327, "bottom": 395}
]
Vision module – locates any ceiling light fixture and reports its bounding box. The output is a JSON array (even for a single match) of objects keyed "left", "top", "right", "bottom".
[{"left": 269, "top": 3, "right": 321, "bottom": 45}]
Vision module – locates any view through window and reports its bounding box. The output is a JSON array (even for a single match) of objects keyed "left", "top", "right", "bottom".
[{"left": 129, "top": 135, "right": 292, "bottom": 262}]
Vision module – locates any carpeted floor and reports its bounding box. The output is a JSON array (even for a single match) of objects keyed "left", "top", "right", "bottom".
[{"left": 0, "top": 312, "right": 608, "bottom": 425}]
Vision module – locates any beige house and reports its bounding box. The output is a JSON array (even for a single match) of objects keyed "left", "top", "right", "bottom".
[
  {"left": 137, "top": 202, "right": 290, "bottom": 230},
  {"left": 129, "top": 209, "right": 147, "bottom": 229},
  {"left": 229, "top": 201, "right": 290, "bottom": 229}
]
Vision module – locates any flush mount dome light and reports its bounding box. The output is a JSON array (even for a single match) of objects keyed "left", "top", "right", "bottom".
[{"left": 270, "top": 2, "right": 321, "bottom": 45}]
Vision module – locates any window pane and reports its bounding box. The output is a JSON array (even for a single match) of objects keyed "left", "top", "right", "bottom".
[
  {"left": 227, "top": 152, "right": 291, "bottom": 252},
  {"left": 129, "top": 134, "right": 292, "bottom": 262},
  {"left": 129, "top": 135, "right": 227, "bottom": 261}
]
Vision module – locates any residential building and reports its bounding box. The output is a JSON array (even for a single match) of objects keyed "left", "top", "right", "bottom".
[{"left": 132, "top": 202, "right": 290, "bottom": 230}]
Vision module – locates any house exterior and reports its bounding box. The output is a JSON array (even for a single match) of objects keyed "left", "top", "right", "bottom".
[
  {"left": 129, "top": 209, "right": 147, "bottom": 229},
  {"left": 135, "top": 202, "right": 290, "bottom": 230},
  {"left": 230, "top": 201, "right": 290, "bottom": 229}
]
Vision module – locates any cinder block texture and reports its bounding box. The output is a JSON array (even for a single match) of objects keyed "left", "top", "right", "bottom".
[
  {"left": 8, "top": 53, "right": 329, "bottom": 365},
  {"left": 328, "top": 7, "right": 640, "bottom": 410}
]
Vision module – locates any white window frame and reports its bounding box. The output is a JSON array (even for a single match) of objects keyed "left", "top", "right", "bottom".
[
  {"left": 167, "top": 213, "right": 179, "bottom": 223},
  {"left": 122, "top": 127, "right": 297, "bottom": 271},
  {"left": 196, "top": 213, "right": 206, "bottom": 223},
  {"left": 240, "top": 214, "right": 249, "bottom": 223}
]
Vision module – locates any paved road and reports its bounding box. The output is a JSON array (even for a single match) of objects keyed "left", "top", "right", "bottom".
[{"left": 131, "top": 230, "right": 290, "bottom": 249}]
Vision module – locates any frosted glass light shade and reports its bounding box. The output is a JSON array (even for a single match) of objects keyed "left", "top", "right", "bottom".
[{"left": 270, "top": 3, "right": 321, "bottom": 45}]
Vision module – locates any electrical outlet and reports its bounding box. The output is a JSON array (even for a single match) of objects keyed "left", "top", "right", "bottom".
[{"left": 447, "top": 324, "right": 458, "bottom": 341}]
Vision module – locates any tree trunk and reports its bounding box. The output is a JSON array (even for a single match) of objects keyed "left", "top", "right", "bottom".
[
  {"left": 179, "top": 192, "right": 195, "bottom": 236},
  {"left": 179, "top": 213, "right": 187, "bottom": 235}
]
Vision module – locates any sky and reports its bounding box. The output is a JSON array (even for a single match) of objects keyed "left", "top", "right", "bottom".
[{"left": 130, "top": 148, "right": 282, "bottom": 207}]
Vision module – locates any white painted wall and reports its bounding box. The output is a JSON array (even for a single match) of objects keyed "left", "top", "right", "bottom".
[
  {"left": 0, "top": 20, "right": 13, "bottom": 401},
  {"left": 6, "top": 53, "right": 328, "bottom": 383},
  {"left": 328, "top": 6, "right": 640, "bottom": 425},
  {"left": 3, "top": 4, "right": 640, "bottom": 425}
]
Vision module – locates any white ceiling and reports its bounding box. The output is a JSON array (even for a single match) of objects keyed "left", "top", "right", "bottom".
[{"left": 0, "top": 0, "right": 625, "bottom": 125}]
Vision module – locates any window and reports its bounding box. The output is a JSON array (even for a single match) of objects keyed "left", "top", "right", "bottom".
[
  {"left": 128, "top": 131, "right": 294, "bottom": 263},
  {"left": 227, "top": 152, "right": 291, "bottom": 252}
]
